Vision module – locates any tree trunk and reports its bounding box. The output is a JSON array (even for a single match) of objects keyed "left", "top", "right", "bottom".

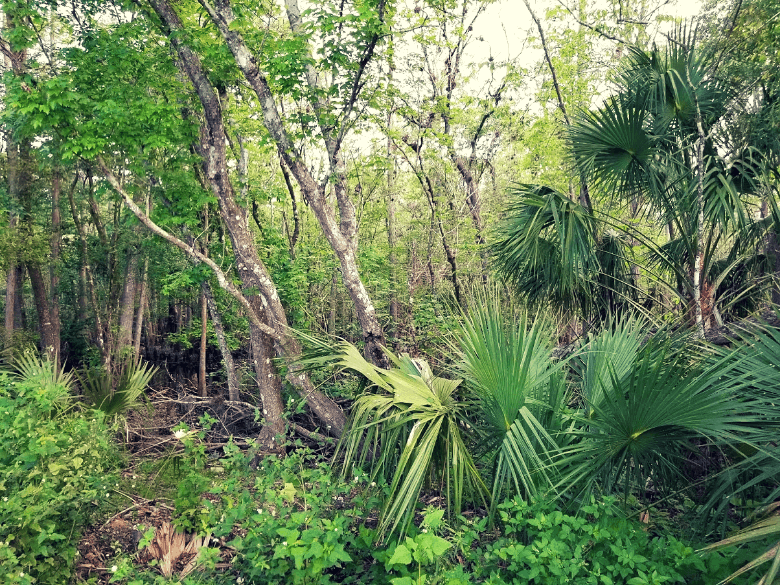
[
  {"left": 687, "top": 61, "right": 707, "bottom": 339},
  {"left": 4, "top": 218, "right": 19, "bottom": 349},
  {"left": 131, "top": 0, "right": 347, "bottom": 436},
  {"left": 134, "top": 257, "right": 149, "bottom": 359},
  {"left": 199, "top": 291, "right": 207, "bottom": 397},
  {"left": 117, "top": 253, "right": 138, "bottom": 355},
  {"left": 198, "top": 0, "right": 389, "bottom": 369},
  {"left": 49, "top": 165, "right": 62, "bottom": 365},
  {"left": 67, "top": 175, "right": 107, "bottom": 359},
  {"left": 203, "top": 282, "right": 239, "bottom": 401},
  {"left": 27, "top": 263, "right": 57, "bottom": 361}
]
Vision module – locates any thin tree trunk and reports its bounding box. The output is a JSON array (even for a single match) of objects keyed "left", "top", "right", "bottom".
[
  {"left": 67, "top": 175, "right": 107, "bottom": 359},
  {"left": 203, "top": 282, "right": 239, "bottom": 401},
  {"left": 329, "top": 271, "right": 337, "bottom": 335},
  {"left": 199, "top": 291, "right": 207, "bottom": 397},
  {"left": 4, "top": 218, "right": 18, "bottom": 349},
  {"left": 49, "top": 165, "right": 62, "bottom": 365},
  {"left": 279, "top": 159, "right": 300, "bottom": 260},
  {"left": 688, "top": 60, "right": 707, "bottom": 339},
  {"left": 385, "top": 71, "right": 399, "bottom": 341},
  {"left": 133, "top": 256, "right": 149, "bottom": 359},
  {"left": 521, "top": 0, "right": 593, "bottom": 213}
]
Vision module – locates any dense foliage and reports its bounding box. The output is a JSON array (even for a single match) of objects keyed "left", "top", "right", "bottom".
[{"left": 0, "top": 0, "right": 779, "bottom": 582}]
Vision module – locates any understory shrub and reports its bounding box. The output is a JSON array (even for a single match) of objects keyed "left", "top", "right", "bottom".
[
  {"left": 0, "top": 359, "right": 119, "bottom": 585},
  {"left": 164, "top": 433, "right": 738, "bottom": 585},
  {"left": 464, "top": 497, "right": 718, "bottom": 585}
]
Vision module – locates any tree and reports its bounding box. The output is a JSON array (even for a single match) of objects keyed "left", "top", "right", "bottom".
[{"left": 193, "top": 0, "right": 393, "bottom": 368}]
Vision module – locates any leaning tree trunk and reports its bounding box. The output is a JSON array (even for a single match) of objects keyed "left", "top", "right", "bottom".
[
  {"left": 198, "top": 0, "right": 390, "bottom": 369},
  {"left": 135, "top": 0, "right": 347, "bottom": 436}
]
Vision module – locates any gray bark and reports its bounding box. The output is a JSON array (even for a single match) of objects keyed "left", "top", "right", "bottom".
[{"left": 198, "top": 0, "right": 389, "bottom": 369}]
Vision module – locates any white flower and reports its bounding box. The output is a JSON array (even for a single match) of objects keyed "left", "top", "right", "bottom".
[
  {"left": 282, "top": 541, "right": 287, "bottom": 546},
  {"left": 2, "top": 497, "right": 7, "bottom": 502},
  {"left": 19, "top": 573, "right": 24, "bottom": 578},
  {"left": 256, "top": 509, "right": 263, "bottom": 515},
  {"left": 422, "top": 528, "right": 428, "bottom": 533},
  {"left": 111, "top": 565, "right": 117, "bottom": 573},
  {"left": 370, "top": 482, "right": 376, "bottom": 487},
  {"left": 237, "top": 578, "right": 244, "bottom": 585},
  {"left": 174, "top": 429, "right": 188, "bottom": 440}
]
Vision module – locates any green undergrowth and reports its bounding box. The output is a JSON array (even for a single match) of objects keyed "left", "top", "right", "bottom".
[
  {"left": 0, "top": 360, "right": 765, "bottom": 585},
  {"left": 104, "top": 424, "right": 761, "bottom": 585},
  {"left": 0, "top": 365, "right": 120, "bottom": 585}
]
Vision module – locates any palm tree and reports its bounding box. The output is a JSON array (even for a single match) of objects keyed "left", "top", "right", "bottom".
[
  {"left": 495, "top": 29, "right": 773, "bottom": 333},
  {"left": 491, "top": 184, "right": 635, "bottom": 322},
  {"left": 568, "top": 28, "right": 769, "bottom": 335}
]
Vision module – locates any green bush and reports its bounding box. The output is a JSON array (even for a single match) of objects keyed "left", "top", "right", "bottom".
[
  {"left": 468, "top": 497, "right": 706, "bottom": 585},
  {"left": 0, "top": 362, "right": 118, "bottom": 585}
]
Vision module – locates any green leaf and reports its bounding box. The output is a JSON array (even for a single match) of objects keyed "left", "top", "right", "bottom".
[{"left": 387, "top": 544, "right": 413, "bottom": 566}]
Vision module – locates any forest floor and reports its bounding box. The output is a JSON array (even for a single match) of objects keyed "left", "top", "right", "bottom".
[{"left": 72, "top": 382, "right": 297, "bottom": 584}]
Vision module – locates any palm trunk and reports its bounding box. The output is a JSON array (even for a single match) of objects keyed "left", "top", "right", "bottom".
[{"left": 688, "top": 62, "right": 707, "bottom": 339}]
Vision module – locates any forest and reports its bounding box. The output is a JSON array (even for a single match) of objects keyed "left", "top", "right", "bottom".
[{"left": 1, "top": 0, "right": 779, "bottom": 583}]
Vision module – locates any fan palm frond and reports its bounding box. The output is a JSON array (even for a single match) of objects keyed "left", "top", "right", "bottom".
[
  {"left": 299, "top": 335, "right": 487, "bottom": 542},
  {"left": 454, "top": 295, "right": 571, "bottom": 516}
]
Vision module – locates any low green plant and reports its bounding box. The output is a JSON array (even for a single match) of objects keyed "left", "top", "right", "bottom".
[
  {"left": 703, "top": 501, "right": 780, "bottom": 584},
  {"left": 78, "top": 353, "right": 157, "bottom": 417},
  {"left": 0, "top": 356, "right": 118, "bottom": 585},
  {"left": 375, "top": 509, "right": 455, "bottom": 585},
  {"left": 471, "top": 497, "right": 708, "bottom": 585},
  {"left": 297, "top": 337, "right": 488, "bottom": 542}
]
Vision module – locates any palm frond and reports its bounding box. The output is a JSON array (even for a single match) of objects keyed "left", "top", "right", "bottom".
[
  {"left": 307, "top": 337, "right": 487, "bottom": 542},
  {"left": 78, "top": 354, "right": 157, "bottom": 417},
  {"left": 454, "top": 295, "right": 571, "bottom": 515}
]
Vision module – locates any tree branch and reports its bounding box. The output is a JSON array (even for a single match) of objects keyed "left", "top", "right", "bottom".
[{"left": 96, "top": 156, "right": 281, "bottom": 342}]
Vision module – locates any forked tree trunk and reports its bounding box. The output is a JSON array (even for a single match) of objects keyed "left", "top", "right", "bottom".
[{"left": 134, "top": 0, "right": 347, "bottom": 437}]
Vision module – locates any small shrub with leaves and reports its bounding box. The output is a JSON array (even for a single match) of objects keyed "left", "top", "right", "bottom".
[
  {"left": 468, "top": 497, "right": 707, "bottom": 585},
  {"left": 0, "top": 357, "right": 119, "bottom": 585}
]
